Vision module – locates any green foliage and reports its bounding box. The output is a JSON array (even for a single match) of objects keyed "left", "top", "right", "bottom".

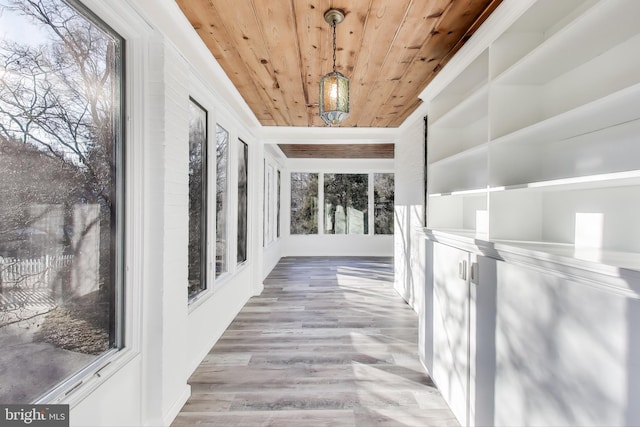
[
  {"left": 324, "top": 174, "right": 368, "bottom": 235},
  {"left": 290, "top": 173, "right": 318, "bottom": 234},
  {"left": 374, "top": 173, "right": 394, "bottom": 235}
]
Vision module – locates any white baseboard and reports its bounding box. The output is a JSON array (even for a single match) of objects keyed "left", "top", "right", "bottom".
[{"left": 162, "top": 384, "right": 191, "bottom": 426}]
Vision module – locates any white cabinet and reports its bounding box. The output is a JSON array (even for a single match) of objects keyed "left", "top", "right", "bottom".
[
  {"left": 432, "top": 242, "right": 471, "bottom": 426},
  {"left": 425, "top": 0, "right": 640, "bottom": 268},
  {"left": 424, "top": 240, "right": 480, "bottom": 427},
  {"left": 422, "top": 231, "right": 640, "bottom": 427},
  {"left": 492, "top": 257, "right": 634, "bottom": 427}
]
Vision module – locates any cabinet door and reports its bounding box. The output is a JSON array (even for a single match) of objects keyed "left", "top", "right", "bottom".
[
  {"left": 493, "top": 259, "right": 630, "bottom": 426},
  {"left": 432, "top": 242, "right": 471, "bottom": 426}
]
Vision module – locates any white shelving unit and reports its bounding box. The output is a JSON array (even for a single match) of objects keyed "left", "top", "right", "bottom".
[
  {"left": 426, "top": 0, "right": 640, "bottom": 268},
  {"left": 427, "top": 50, "right": 489, "bottom": 235}
]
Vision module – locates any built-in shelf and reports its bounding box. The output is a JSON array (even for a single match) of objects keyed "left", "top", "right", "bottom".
[
  {"left": 490, "top": 83, "right": 640, "bottom": 149},
  {"left": 429, "top": 144, "right": 488, "bottom": 195},
  {"left": 430, "top": 85, "right": 488, "bottom": 128},
  {"left": 428, "top": 50, "right": 489, "bottom": 164},
  {"left": 490, "top": 116, "right": 640, "bottom": 188},
  {"left": 429, "top": 50, "right": 488, "bottom": 123},
  {"left": 429, "top": 142, "right": 488, "bottom": 168},
  {"left": 428, "top": 193, "right": 487, "bottom": 233},
  {"left": 429, "top": 187, "right": 487, "bottom": 198},
  {"left": 489, "top": 0, "right": 593, "bottom": 78},
  {"left": 423, "top": 3, "right": 640, "bottom": 426},
  {"left": 426, "top": 0, "right": 640, "bottom": 259},
  {"left": 489, "top": 170, "right": 640, "bottom": 194},
  {"left": 428, "top": 121, "right": 488, "bottom": 164},
  {"left": 494, "top": 0, "right": 640, "bottom": 85}
]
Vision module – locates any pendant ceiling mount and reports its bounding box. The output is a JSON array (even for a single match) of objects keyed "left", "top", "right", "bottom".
[
  {"left": 323, "top": 9, "right": 345, "bottom": 26},
  {"left": 319, "top": 8, "right": 349, "bottom": 126}
]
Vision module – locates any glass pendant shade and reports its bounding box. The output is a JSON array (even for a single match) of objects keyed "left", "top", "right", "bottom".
[{"left": 319, "top": 70, "right": 349, "bottom": 125}]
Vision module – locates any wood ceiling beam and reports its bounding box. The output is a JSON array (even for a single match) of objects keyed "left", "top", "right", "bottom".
[{"left": 278, "top": 143, "right": 394, "bottom": 159}]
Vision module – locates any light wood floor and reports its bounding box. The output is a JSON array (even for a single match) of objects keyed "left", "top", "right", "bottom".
[{"left": 172, "top": 257, "right": 458, "bottom": 427}]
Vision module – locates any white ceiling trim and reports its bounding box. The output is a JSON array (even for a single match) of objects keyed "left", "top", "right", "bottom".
[{"left": 260, "top": 126, "right": 399, "bottom": 145}]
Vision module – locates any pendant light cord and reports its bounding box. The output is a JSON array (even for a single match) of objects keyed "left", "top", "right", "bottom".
[{"left": 332, "top": 19, "right": 337, "bottom": 73}]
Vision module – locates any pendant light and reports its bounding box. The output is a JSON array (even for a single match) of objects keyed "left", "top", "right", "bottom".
[{"left": 319, "top": 9, "right": 349, "bottom": 126}]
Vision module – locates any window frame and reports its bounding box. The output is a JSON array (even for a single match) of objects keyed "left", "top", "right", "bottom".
[
  {"left": 263, "top": 158, "right": 282, "bottom": 245},
  {"left": 289, "top": 171, "right": 394, "bottom": 237},
  {"left": 215, "top": 124, "right": 229, "bottom": 278},
  {"left": 323, "top": 173, "right": 370, "bottom": 235},
  {"left": 266, "top": 164, "right": 275, "bottom": 244},
  {"left": 187, "top": 97, "right": 208, "bottom": 300},
  {"left": 237, "top": 138, "right": 249, "bottom": 265},
  {"left": 276, "top": 169, "right": 281, "bottom": 238},
  {"left": 4, "top": 0, "right": 143, "bottom": 405},
  {"left": 289, "top": 172, "right": 320, "bottom": 235},
  {"left": 373, "top": 172, "right": 395, "bottom": 235}
]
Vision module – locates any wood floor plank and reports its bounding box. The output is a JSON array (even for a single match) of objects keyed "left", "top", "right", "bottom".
[{"left": 172, "top": 257, "right": 458, "bottom": 427}]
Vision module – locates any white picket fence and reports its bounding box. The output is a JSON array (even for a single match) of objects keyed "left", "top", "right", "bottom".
[{"left": 0, "top": 255, "right": 74, "bottom": 290}]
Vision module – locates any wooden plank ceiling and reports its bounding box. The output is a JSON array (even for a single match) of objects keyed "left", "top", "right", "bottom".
[
  {"left": 175, "top": 0, "right": 502, "bottom": 128},
  {"left": 278, "top": 143, "right": 394, "bottom": 159}
]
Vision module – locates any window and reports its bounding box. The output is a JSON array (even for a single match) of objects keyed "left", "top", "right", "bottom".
[
  {"left": 290, "top": 173, "right": 318, "bottom": 234},
  {"left": 265, "top": 165, "right": 275, "bottom": 244},
  {"left": 215, "top": 125, "right": 228, "bottom": 276},
  {"left": 263, "top": 161, "right": 281, "bottom": 245},
  {"left": 324, "top": 174, "right": 368, "bottom": 235},
  {"left": 374, "top": 173, "right": 394, "bottom": 234},
  {"left": 188, "top": 99, "right": 207, "bottom": 298},
  {"left": 276, "top": 170, "right": 281, "bottom": 238},
  {"left": 289, "top": 172, "right": 394, "bottom": 236},
  {"left": 0, "top": 0, "right": 123, "bottom": 402},
  {"left": 237, "top": 139, "right": 248, "bottom": 264},
  {"left": 262, "top": 159, "right": 266, "bottom": 247}
]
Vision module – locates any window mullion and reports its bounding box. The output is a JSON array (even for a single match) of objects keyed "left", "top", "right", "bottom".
[
  {"left": 368, "top": 173, "right": 375, "bottom": 235},
  {"left": 318, "top": 173, "right": 325, "bottom": 235}
]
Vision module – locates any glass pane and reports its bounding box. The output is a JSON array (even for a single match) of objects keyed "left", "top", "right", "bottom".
[
  {"left": 262, "top": 159, "right": 266, "bottom": 247},
  {"left": 188, "top": 99, "right": 207, "bottom": 297},
  {"left": 215, "top": 125, "right": 228, "bottom": 276},
  {"left": 266, "top": 166, "right": 274, "bottom": 244},
  {"left": 0, "top": 0, "right": 123, "bottom": 402},
  {"left": 290, "top": 173, "right": 318, "bottom": 234},
  {"left": 237, "top": 140, "right": 248, "bottom": 264},
  {"left": 374, "top": 173, "right": 395, "bottom": 235},
  {"left": 276, "top": 170, "right": 281, "bottom": 238},
  {"left": 337, "top": 76, "right": 349, "bottom": 112},
  {"left": 324, "top": 174, "right": 368, "bottom": 235}
]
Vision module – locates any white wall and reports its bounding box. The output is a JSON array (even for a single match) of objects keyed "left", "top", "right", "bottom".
[
  {"left": 262, "top": 145, "right": 286, "bottom": 279},
  {"left": 66, "top": 0, "right": 263, "bottom": 426},
  {"left": 287, "top": 235, "right": 393, "bottom": 257},
  {"left": 394, "top": 115, "right": 427, "bottom": 312},
  {"left": 146, "top": 32, "right": 190, "bottom": 426},
  {"left": 262, "top": 238, "right": 283, "bottom": 280}
]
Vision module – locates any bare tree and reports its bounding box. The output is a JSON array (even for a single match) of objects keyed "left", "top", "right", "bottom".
[
  {"left": 374, "top": 173, "right": 394, "bottom": 234},
  {"left": 188, "top": 100, "right": 206, "bottom": 296},
  {"left": 290, "top": 173, "right": 318, "bottom": 234},
  {"left": 324, "top": 173, "right": 368, "bottom": 235},
  {"left": 0, "top": 0, "right": 118, "bottom": 204},
  {"left": 0, "top": 0, "right": 120, "bottom": 344}
]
